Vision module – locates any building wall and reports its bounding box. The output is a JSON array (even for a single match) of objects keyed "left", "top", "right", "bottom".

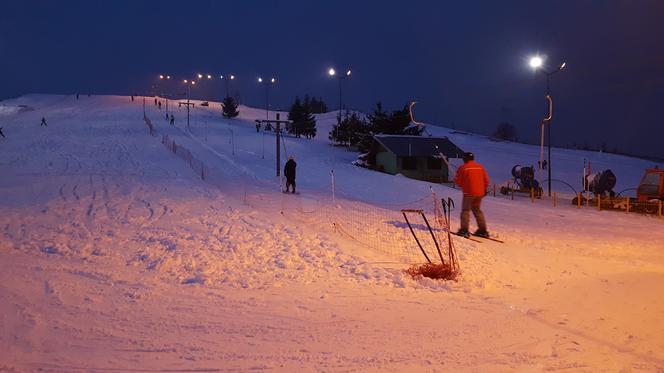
[
  {"left": 397, "top": 156, "right": 449, "bottom": 183},
  {"left": 375, "top": 151, "right": 397, "bottom": 174}
]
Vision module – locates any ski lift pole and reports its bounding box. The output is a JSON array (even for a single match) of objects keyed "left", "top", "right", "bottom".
[{"left": 401, "top": 210, "right": 432, "bottom": 264}]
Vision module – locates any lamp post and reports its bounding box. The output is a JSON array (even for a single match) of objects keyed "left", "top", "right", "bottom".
[
  {"left": 328, "top": 67, "right": 352, "bottom": 121},
  {"left": 529, "top": 55, "right": 566, "bottom": 197},
  {"left": 159, "top": 74, "right": 171, "bottom": 113},
  {"left": 220, "top": 74, "right": 235, "bottom": 98},
  {"left": 182, "top": 79, "right": 196, "bottom": 128},
  {"left": 258, "top": 77, "right": 276, "bottom": 120}
]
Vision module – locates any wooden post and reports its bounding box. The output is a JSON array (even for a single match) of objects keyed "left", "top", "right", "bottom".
[
  {"left": 625, "top": 197, "right": 630, "bottom": 213},
  {"left": 530, "top": 188, "right": 534, "bottom": 203},
  {"left": 511, "top": 188, "right": 514, "bottom": 200},
  {"left": 597, "top": 194, "right": 601, "bottom": 211},
  {"left": 577, "top": 192, "right": 582, "bottom": 208},
  {"left": 659, "top": 200, "right": 662, "bottom": 218},
  {"left": 553, "top": 192, "right": 557, "bottom": 207},
  {"left": 493, "top": 184, "right": 496, "bottom": 197}
]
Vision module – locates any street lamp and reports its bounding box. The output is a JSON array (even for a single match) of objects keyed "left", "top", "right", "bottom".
[
  {"left": 529, "top": 55, "right": 566, "bottom": 197},
  {"left": 258, "top": 76, "right": 276, "bottom": 120},
  {"left": 220, "top": 74, "right": 236, "bottom": 98},
  {"left": 158, "top": 74, "right": 172, "bottom": 112},
  {"left": 181, "top": 79, "right": 196, "bottom": 128},
  {"left": 328, "top": 67, "right": 352, "bottom": 121}
]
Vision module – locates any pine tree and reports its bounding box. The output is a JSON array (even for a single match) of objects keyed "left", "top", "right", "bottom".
[
  {"left": 222, "top": 96, "right": 239, "bottom": 118},
  {"left": 288, "top": 97, "right": 304, "bottom": 137},
  {"left": 301, "top": 101, "right": 317, "bottom": 139}
]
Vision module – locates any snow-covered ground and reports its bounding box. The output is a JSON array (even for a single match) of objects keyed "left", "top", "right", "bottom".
[{"left": 1, "top": 94, "right": 663, "bottom": 372}]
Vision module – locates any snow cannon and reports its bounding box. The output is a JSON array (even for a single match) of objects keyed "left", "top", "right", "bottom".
[
  {"left": 585, "top": 169, "right": 616, "bottom": 197},
  {"left": 499, "top": 164, "right": 543, "bottom": 198}
]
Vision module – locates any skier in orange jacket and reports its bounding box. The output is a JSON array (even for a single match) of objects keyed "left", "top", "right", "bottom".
[{"left": 455, "top": 152, "right": 490, "bottom": 238}]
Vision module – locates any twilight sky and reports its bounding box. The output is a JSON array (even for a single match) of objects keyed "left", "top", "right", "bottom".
[{"left": 1, "top": 0, "right": 663, "bottom": 158}]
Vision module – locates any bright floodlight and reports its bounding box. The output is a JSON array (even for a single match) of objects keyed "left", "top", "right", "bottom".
[
  {"left": 183, "top": 79, "right": 188, "bottom": 83},
  {"left": 271, "top": 77, "right": 276, "bottom": 83},
  {"left": 258, "top": 77, "right": 263, "bottom": 83},
  {"left": 191, "top": 81, "right": 196, "bottom": 85},
  {"left": 230, "top": 75, "right": 235, "bottom": 80},
  {"left": 328, "top": 68, "right": 336, "bottom": 76},
  {"left": 166, "top": 75, "right": 171, "bottom": 79},
  {"left": 529, "top": 56, "right": 543, "bottom": 69},
  {"left": 207, "top": 74, "right": 212, "bottom": 79},
  {"left": 159, "top": 74, "right": 164, "bottom": 79},
  {"left": 559, "top": 62, "right": 567, "bottom": 70},
  {"left": 197, "top": 73, "right": 203, "bottom": 79},
  {"left": 346, "top": 69, "right": 351, "bottom": 76}
]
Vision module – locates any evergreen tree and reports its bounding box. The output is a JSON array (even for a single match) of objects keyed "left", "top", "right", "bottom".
[
  {"left": 288, "top": 96, "right": 317, "bottom": 139},
  {"left": 222, "top": 96, "right": 239, "bottom": 118},
  {"left": 300, "top": 101, "right": 317, "bottom": 139},
  {"left": 288, "top": 97, "right": 304, "bottom": 137}
]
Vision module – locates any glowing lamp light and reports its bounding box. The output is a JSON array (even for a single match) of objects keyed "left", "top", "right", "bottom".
[
  {"left": 166, "top": 75, "right": 171, "bottom": 79},
  {"left": 328, "top": 68, "right": 336, "bottom": 76},
  {"left": 230, "top": 75, "right": 235, "bottom": 80},
  {"left": 559, "top": 62, "right": 567, "bottom": 70},
  {"left": 159, "top": 75, "right": 164, "bottom": 79},
  {"left": 197, "top": 73, "right": 203, "bottom": 79},
  {"left": 258, "top": 77, "right": 263, "bottom": 83},
  {"left": 207, "top": 74, "right": 212, "bottom": 79},
  {"left": 529, "top": 56, "right": 543, "bottom": 69},
  {"left": 271, "top": 78, "right": 276, "bottom": 83},
  {"left": 346, "top": 69, "right": 352, "bottom": 76},
  {"left": 191, "top": 81, "right": 196, "bottom": 85},
  {"left": 183, "top": 79, "right": 188, "bottom": 83}
]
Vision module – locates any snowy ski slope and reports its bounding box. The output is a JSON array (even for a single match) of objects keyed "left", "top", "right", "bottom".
[{"left": 1, "top": 94, "right": 663, "bottom": 371}]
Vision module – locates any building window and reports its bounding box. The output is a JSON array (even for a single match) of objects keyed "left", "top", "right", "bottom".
[
  {"left": 402, "top": 156, "right": 417, "bottom": 170},
  {"left": 427, "top": 157, "right": 443, "bottom": 170}
]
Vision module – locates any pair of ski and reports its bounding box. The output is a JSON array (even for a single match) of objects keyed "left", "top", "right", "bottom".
[
  {"left": 451, "top": 231, "right": 504, "bottom": 243},
  {"left": 441, "top": 198, "right": 504, "bottom": 244}
]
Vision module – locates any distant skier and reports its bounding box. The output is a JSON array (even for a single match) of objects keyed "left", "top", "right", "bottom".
[
  {"left": 158, "top": 101, "right": 162, "bottom": 110},
  {"left": 284, "top": 156, "right": 297, "bottom": 193},
  {"left": 166, "top": 112, "right": 169, "bottom": 120},
  {"left": 256, "top": 122, "right": 260, "bottom": 132},
  {"left": 40, "top": 117, "right": 47, "bottom": 127},
  {"left": 154, "top": 98, "right": 157, "bottom": 106},
  {"left": 455, "top": 152, "right": 490, "bottom": 238},
  {"left": 131, "top": 95, "right": 134, "bottom": 102},
  {"left": 169, "top": 114, "right": 174, "bottom": 125},
  {"left": 0, "top": 127, "right": 5, "bottom": 138},
  {"left": 76, "top": 93, "right": 79, "bottom": 100},
  {"left": 542, "top": 159, "right": 548, "bottom": 170}
]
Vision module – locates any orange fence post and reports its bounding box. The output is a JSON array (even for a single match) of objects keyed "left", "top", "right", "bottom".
[
  {"left": 659, "top": 200, "right": 662, "bottom": 218},
  {"left": 577, "top": 193, "right": 582, "bottom": 208},
  {"left": 625, "top": 197, "right": 630, "bottom": 213},
  {"left": 530, "top": 188, "right": 534, "bottom": 203},
  {"left": 597, "top": 194, "right": 601, "bottom": 211},
  {"left": 553, "top": 192, "right": 557, "bottom": 207}
]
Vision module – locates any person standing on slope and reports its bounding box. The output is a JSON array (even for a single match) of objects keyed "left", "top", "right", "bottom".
[
  {"left": 284, "top": 156, "right": 297, "bottom": 193},
  {"left": 455, "top": 152, "right": 490, "bottom": 238},
  {"left": 0, "top": 127, "right": 5, "bottom": 138},
  {"left": 40, "top": 117, "right": 47, "bottom": 127}
]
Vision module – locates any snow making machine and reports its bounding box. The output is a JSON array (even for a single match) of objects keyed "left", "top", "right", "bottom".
[
  {"left": 573, "top": 168, "right": 664, "bottom": 214},
  {"left": 500, "top": 164, "right": 543, "bottom": 198}
]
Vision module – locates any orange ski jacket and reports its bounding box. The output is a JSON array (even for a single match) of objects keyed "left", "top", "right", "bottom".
[{"left": 455, "top": 160, "right": 490, "bottom": 197}]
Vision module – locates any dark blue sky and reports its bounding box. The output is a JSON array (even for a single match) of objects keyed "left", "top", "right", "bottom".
[{"left": 2, "top": 1, "right": 663, "bottom": 158}]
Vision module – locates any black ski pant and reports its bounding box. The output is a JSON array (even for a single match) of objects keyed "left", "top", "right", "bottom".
[{"left": 285, "top": 178, "right": 296, "bottom": 193}]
